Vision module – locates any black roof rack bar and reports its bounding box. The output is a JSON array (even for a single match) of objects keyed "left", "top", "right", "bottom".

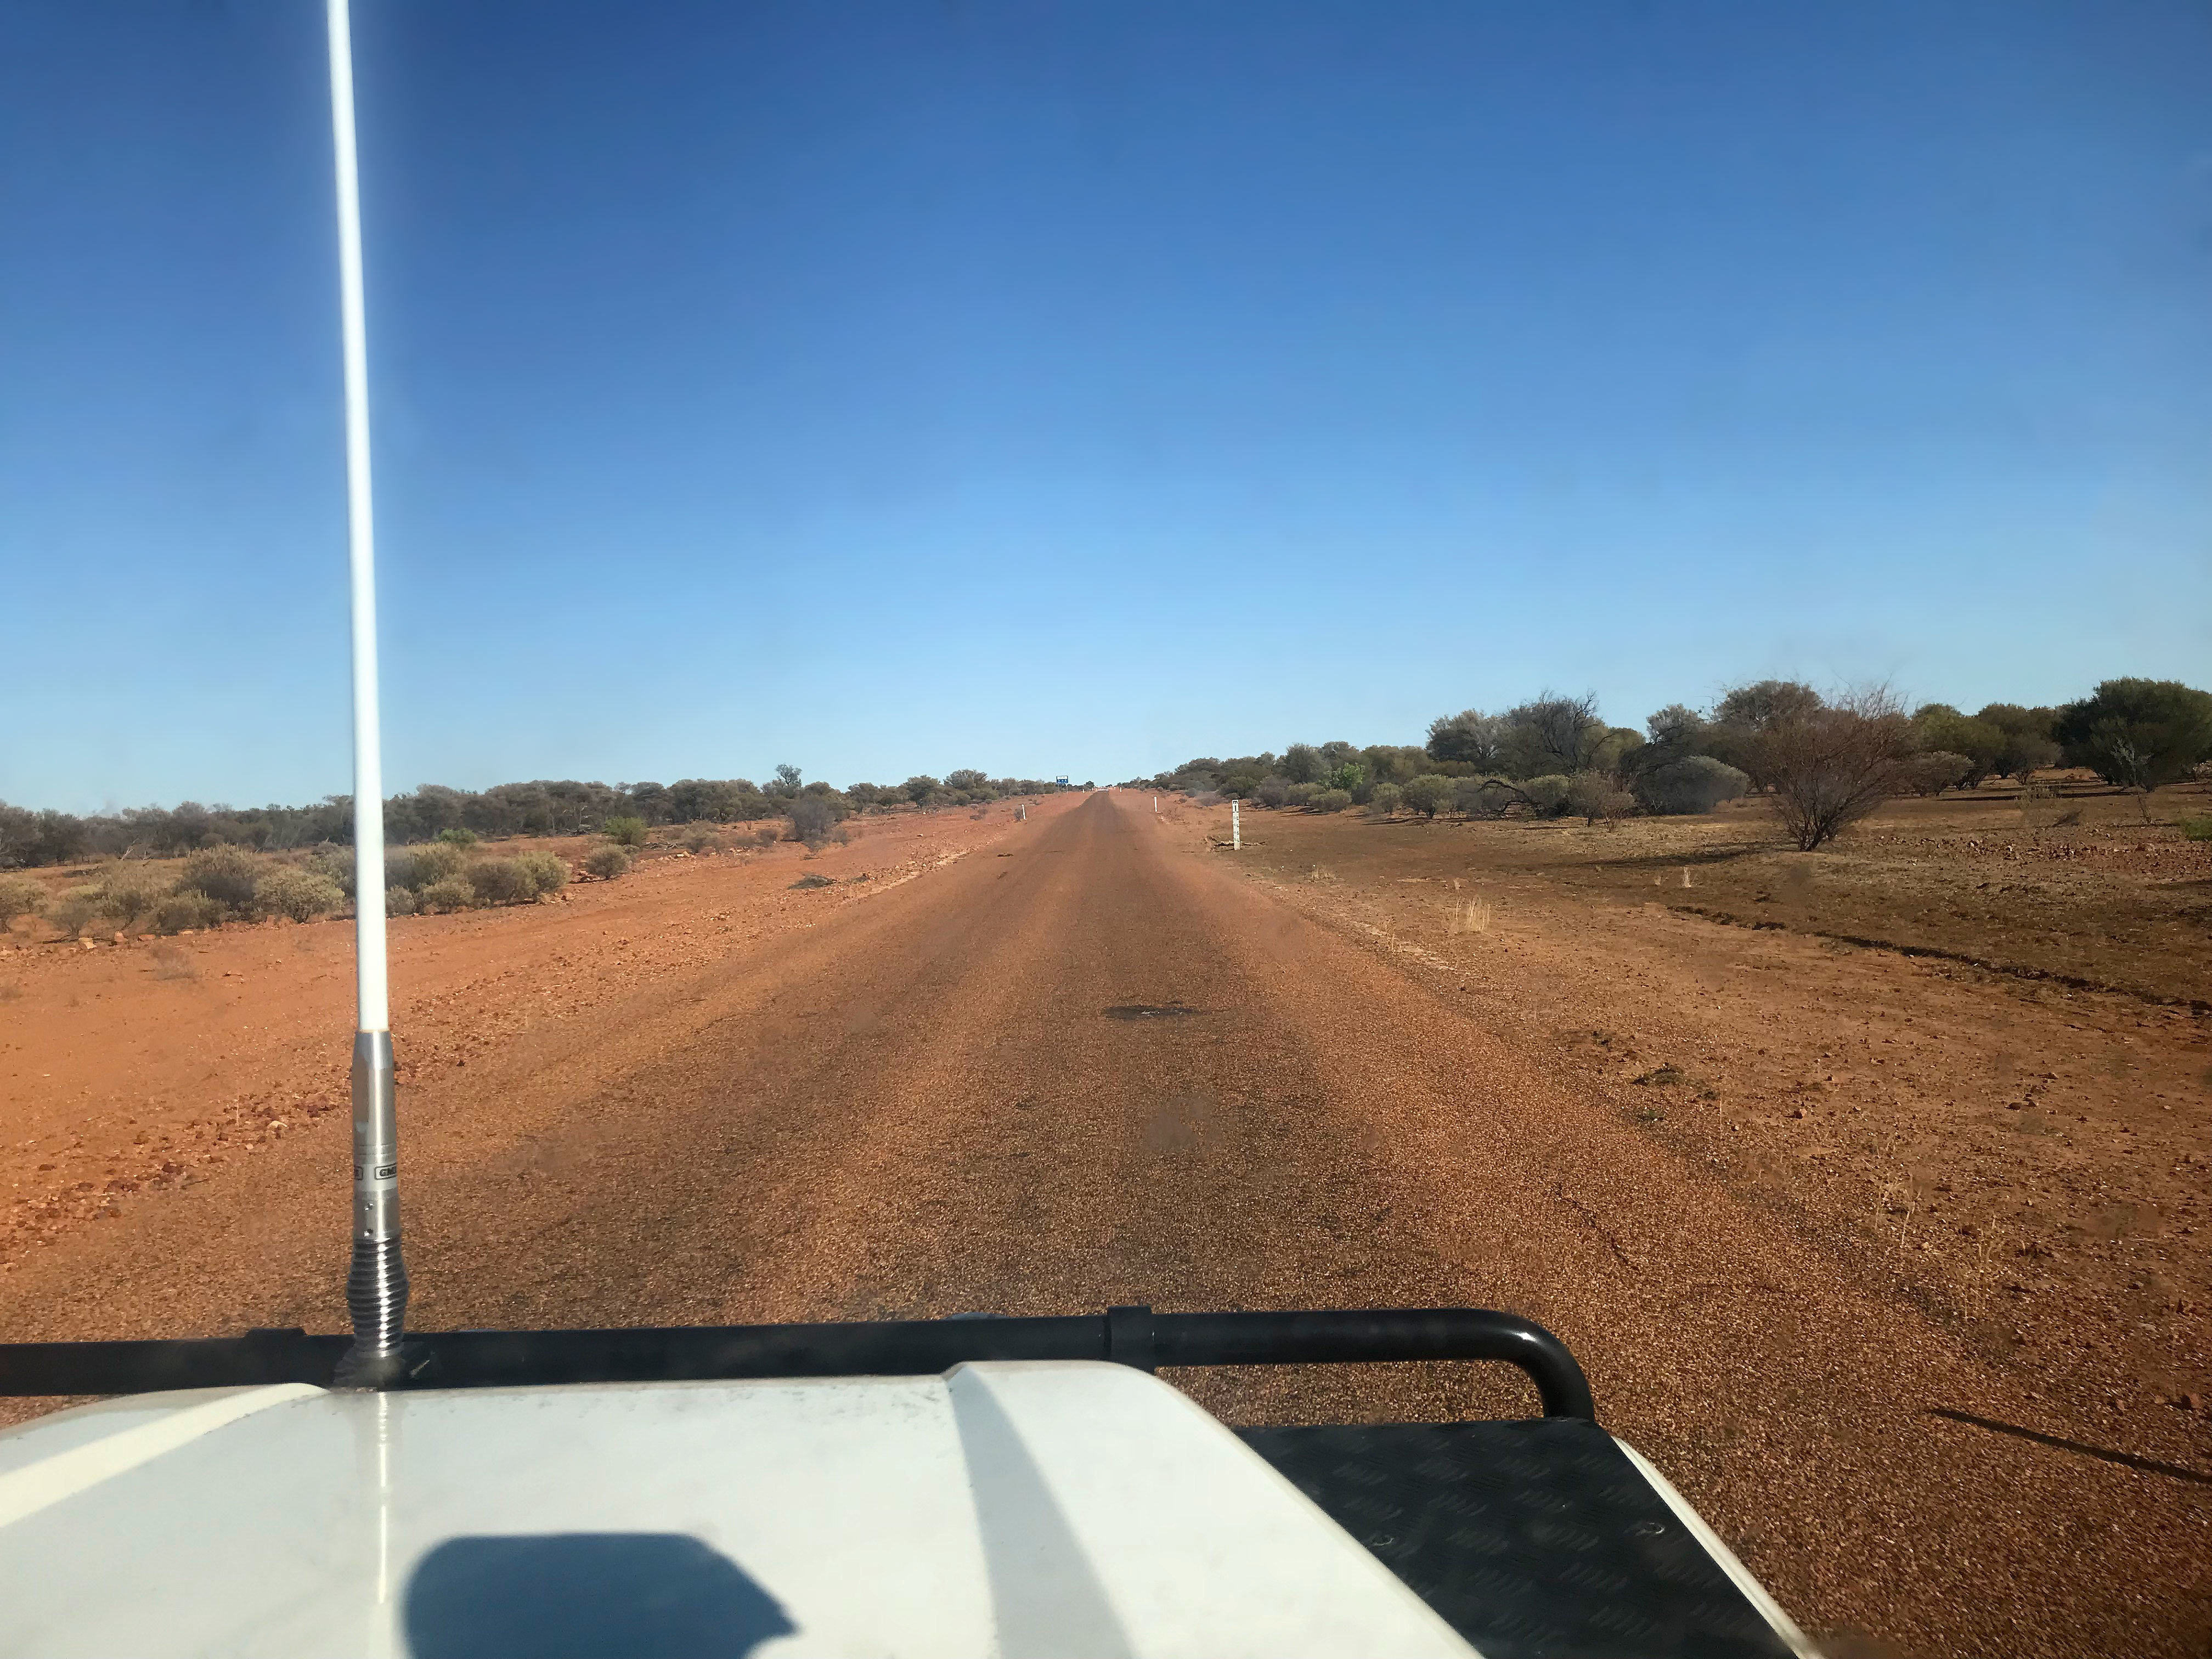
[{"left": 0, "top": 1305, "right": 1594, "bottom": 1419}]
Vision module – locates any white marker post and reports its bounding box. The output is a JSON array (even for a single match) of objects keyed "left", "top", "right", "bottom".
[
  {"left": 328, "top": 0, "right": 407, "bottom": 1388},
  {"left": 1231, "top": 798, "right": 1241, "bottom": 850}
]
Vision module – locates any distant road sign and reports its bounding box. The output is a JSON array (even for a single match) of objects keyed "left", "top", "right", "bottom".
[{"left": 1056, "top": 776, "right": 1070, "bottom": 786}]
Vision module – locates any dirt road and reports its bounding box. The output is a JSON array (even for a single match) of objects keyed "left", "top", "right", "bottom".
[{"left": 5, "top": 791, "right": 2206, "bottom": 1656}]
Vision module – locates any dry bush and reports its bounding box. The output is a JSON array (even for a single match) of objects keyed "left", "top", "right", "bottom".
[
  {"left": 1309, "top": 788, "right": 1352, "bottom": 813},
  {"left": 390, "top": 842, "right": 467, "bottom": 891},
  {"left": 1365, "top": 782, "right": 1404, "bottom": 818},
  {"left": 1401, "top": 775, "right": 1454, "bottom": 819},
  {"left": 149, "top": 943, "right": 199, "bottom": 980},
  {"left": 1751, "top": 689, "right": 1916, "bottom": 850},
  {"left": 307, "top": 848, "right": 356, "bottom": 897},
  {"left": 0, "top": 872, "right": 44, "bottom": 928},
  {"left": 1633, "top": 755, "right": 1748, "bottom": 816},
  {"left": 92, "top": 865, "right": 171, "bottom": 932},
  {"left": 44, "top": 886, "right": 102, "bottom": 936},
  {"left": 583, "top": 844, "right": 630, "bottom": 880},
  {"left": 257, "top": 866, "right": 347, "bottom": 922},
  {"left": 178, "top": 844, "right": 263, "bottom": 916},
  {"left": 1565, "top": 772, "right": 1635, "bottom": 823},
  {"left": 385, "top": 884, "right": 419, "bottom": 917},
  {"left": 750, "top": 825, "right": 782, "bottom": 848},
  {"left": 787, "top": 797, "right": 844, "bottom": 849},
  {"left": 465, "top": 858, "right": 535, "bottom": 907},
  {"left": 1900, "top": 751, "right": 1973, "bottom": 797},
  {"left": 681, "top": 826, "right": 725, "bottom": 854},
  {"left": 151, "top": 891, "right": 223, "bottom": 933},
  {"left": 512, "top": 850, "right": 569, "bottom": 896},
  {"left": 417, "top": 876, "right": 476, "bottom": 913},
  {"left": 1519, "top": 775, "right": 1571, "bottom": 816}
]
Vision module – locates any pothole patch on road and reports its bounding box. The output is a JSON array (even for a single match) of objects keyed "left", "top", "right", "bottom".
[{"left": 1103, "top": 1003, "right": 1206, "bottom": 1020}]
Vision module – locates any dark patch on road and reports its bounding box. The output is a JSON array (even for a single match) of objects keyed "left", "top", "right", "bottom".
[{"left": 1103, "top": 1003, "right": 1205, "bottom": 1020}]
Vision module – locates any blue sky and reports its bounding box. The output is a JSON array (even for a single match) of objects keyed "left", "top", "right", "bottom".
[{"left": 3, "top": 1, "right": 2208, "bottom": 811}]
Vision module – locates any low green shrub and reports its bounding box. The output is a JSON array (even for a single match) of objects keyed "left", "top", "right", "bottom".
[
  {"left": 388, "top": 842, "right": 466, "bottom": 891},
  {"left": 178, "top": 844, "right": 263, "bottom": 915},
  {"left": 2179, "top": 815, "right": 2212, "bottom": 843},
  {"left": 583, "top": 844, "right": 630, "bottom": 879},
  {"left": 385, "top": 884, "right": 418, "bottom": 917},
  {"left": 308, "top": 848, "right": 356, "bottom": 897},
  {"left": 435, "top": 827, "right": 479, "bottom": 848},
  {"left": 256, "top": 866, "right": 347, "bottom": 922},
  {"left": 1520, "top": 775, "right": 1571, "bottom": 816},
  {"left": 1365, "top": 782, "right": 1404, "bottom": 817},
  {"left": 1633, "top": 756, "right": 1750, "bottom": 816},
  {"left": 513, "top": 850, "right": 569, "bottom": 896},
  {"left": 602, "top": 816, "right": 650, "bottom": 848},
  {"left": 93, "top": 865, "right": 171, "bottom": 932},
  {"left": 151, "top": 891, "right": 224, "bottom": 933},
  {"left": 417, "top": 876, "right": 476, "bottom": 913},
  {"left": 0, "top": 872, "right": 45, "bottom": 928},
  {"left": 44, "top": 886, "right": 103, "bottom": 936},
  {"left": 1309, "top": 788, "right": 1353, "bottom": 813},
  {"left": 1401, "top": 775, "right": 1454, "bottom": 819},
  {"left": 466, "top": 857, "right": 535, "bottom": 907}
]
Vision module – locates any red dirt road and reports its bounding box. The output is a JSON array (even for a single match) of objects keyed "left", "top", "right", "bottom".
[{"left": 5, "top": 791, "right": 2207, "bottom": 1656}]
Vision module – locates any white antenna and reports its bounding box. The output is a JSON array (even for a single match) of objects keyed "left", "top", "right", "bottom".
[{"left": 328, "top": 0, "right": 408, "bottom": 1386}]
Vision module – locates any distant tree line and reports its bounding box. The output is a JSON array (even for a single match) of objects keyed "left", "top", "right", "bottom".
[
  {"left": 1125, "top": 678, "right": 2212, "bottom": 851},
  {"left": 0, "top": 765, "right": 1068, "bottom": 870}
]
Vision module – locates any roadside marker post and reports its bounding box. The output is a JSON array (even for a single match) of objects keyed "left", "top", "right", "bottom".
[{"left": 1232, "top": 799, "right": 1241, "bottom": 851}]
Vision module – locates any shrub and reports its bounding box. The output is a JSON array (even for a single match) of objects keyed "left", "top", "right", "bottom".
[
  {"left": 1283, "top": 782, "right": 1318, "bottom": 808},
  {"left": 751, "top": 825, "right": 782, "bottom": 848},
  {"left": 1309, "top": 788, "right": 1353, "bottom": 813},
  {"left": 1323, "top": 763, "right": 1364, "bottom": 795},
  {"left": 435, "top": 826, "right": 479, "bottom": 848},
  {"left": 1633, "top": 756, "right": 1750, "bottom": 816},
  {"left": 1400, "top": 775, "right": 1454, "bottom": 819},
  {"left": 308, "top": 848, "right": 357, "bottom": 897},
  {"left": 388, "top": 842, "right": 465, "bottom": 891},
  {"left": 1750, "top": 690, "right": 1916, "bottom": 850},
  {"left": 1365, "top": 782, "right": 1404, "bottom": 818},
  {"left": 93, "top": 865, "right": 171, "bottom": 932},
  {"left": 1520, "top": 775, "right": 1571, "bottom": 816},
  {"left": 2179, "top": 815, "right": 2212, "bottom": 843},
  {"left": 1900, "top": 751, "right": 1973, "bottom": 797},
  {"left": 466, "top": 857, "right": 536, "bottom": 907},
  {"left": 385, "top": 884, "right": 419, "bottom": 917},
  {"left": 602, "top": 816, "right": 650, "bottom": 848},
  {"left": 583, "top": 844, "right": 630, "bottom": 879},
  {"left": 1453, "top": 776, "right": 1505, "bottom": 818},
  {"left": 787, "top": 797, "right": 845, "bottom": 848},
  {"left": 513, "top": 850, "right": 569, "bottom": 897},
  {"left": 681, "top": 825, "right": 725, "bottom": 854},
  {"left": 417, "top": 876, "right": 476, "bottom": 913},
  {"left": 257, "top": 866, "right": 347, "bottom": 922},
  {"left": 0, "top": 872, "right": 45, "bottom": 928},
  {"left": 151, "top": 891, "right": 224, "bottom": 933},
  {"left": 1565, "top": 772, "right": 1636, "bottom": 823},
  {"left": 178, "top": 844, "right": 263, "bottom": 916},
  {"left": 1255, "top": 776, "right": 1293, "bottom": 809},
  {"left": 44, "top": 886, "right": 103, "bottom": 936}
]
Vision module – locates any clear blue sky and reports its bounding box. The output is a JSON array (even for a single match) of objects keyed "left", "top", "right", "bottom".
[{"left": 4, "top": 1, "right": 2208, "bottom": 811}]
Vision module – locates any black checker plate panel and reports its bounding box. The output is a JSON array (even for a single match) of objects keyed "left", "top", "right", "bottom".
[{"left": 1237, "top": 1419, "right": 1793, "bottom": 1659}]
